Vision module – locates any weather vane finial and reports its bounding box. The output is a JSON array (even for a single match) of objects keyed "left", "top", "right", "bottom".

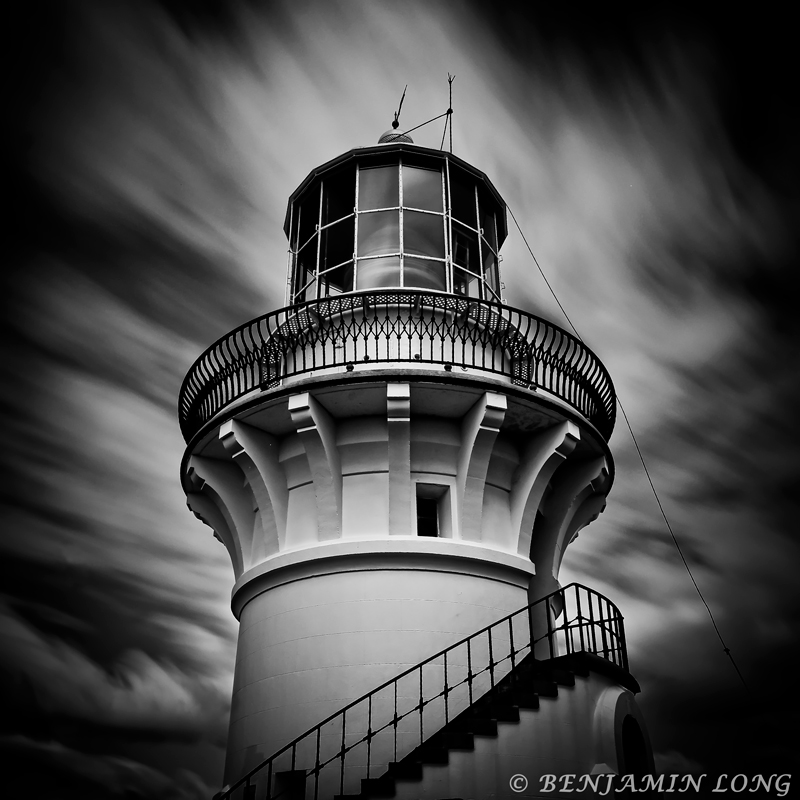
[
  {"left": 391, "top": 85, "right": 407, "bottom": 130},
  {"left": 439, "top": 73, "right": 455, "bottom": 152}
]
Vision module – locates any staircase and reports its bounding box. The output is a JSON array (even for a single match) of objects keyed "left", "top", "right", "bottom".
[
  {"left": 218, "top": 583, "right": 632, "bottom": 800},
  {"left": 335, "top": 655, "right": 570, "bottom": 800}
]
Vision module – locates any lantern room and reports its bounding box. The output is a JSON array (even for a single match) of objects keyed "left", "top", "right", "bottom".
[{"left": 283, "top": 136, "right": 508, "bottom": 305}]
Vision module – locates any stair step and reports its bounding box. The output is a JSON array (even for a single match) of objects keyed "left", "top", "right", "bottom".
[
  {"left": 475, "top": 701, "right": 520, "bottom": 722},
  {"left": 513, "top": 692, "right": 540, "bottom": 709},
  {"left": 273, "top": 770, "right": 306, "bottom": 800},
  {"left": 418, "top": 745, "right": 449, "bottom": 764},
  {"left": 532, "top": 679, "right": 559, "bottom": 697},
  {"left": 457, "top": 716, "right": 497, "bottom": 735},
  {"left": 387, "top": 760, "right": 423, "bottom": 781},
  {"left": 550, "top": 668, "right": 576, "bottom": 686},
  {"left": 443, "top": 731, "right": 474, "bottom": 750},
  {"left": 426, "top": 729, "right": 475, "bottom": 750},
  {"left": 360, "top": 775, "right": 396, "bottom": 797}
]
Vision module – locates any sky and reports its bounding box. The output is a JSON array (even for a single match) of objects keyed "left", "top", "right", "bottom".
[{"left": 3, "top": 1, "right": 798, "bottom": 797}]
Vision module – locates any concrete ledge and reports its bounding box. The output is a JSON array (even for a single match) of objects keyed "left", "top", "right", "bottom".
[
  {"left": 231, "top": 538, "right": 536, "bottom": 619},
  {"left": 181, "top": 370, "right": 613, "bottom": 488},
  {"left": 547, "top": 652, "right": 641, "bottom": 694}
]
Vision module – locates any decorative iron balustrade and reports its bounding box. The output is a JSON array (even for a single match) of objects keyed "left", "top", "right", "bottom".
[
  {"left": 220, "top": 582, "right": 628, "bottom": 800},
  {"left": 179, "top": 290, "right": 615, "bottom": 443}
]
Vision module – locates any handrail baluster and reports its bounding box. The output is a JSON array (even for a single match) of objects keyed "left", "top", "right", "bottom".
[
  {"left": 444, "top": 650, "right": 450, "bottom": 725},
  {"left": 488, "top": 628, "right": 495, "bottom": 688},
  {"left": 339, "top": 710, "right": 346, "bottom": 799}
]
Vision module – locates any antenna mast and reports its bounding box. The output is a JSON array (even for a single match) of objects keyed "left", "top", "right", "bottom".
[
  {"left": 440, "top": 74, "right": 455, "bottom": 152},
  {"left": 448, "top": 73, "right": 455, "bottom": 153}
]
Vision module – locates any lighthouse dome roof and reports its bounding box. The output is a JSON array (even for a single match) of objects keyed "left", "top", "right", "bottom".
[{"left": 378, "top": 128, "right": 414, "bottom": 144}]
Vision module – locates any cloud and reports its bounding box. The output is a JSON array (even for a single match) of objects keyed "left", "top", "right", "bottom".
[
  {"left": 2, "top": 734, "right": 212, "bottom": 799},
  {"left": 2, "top": 0, "right": 797, "bottom": 787},
  {"left": 0, "top": 599, "right": 228, "bottom": 740},
  {"left": 654, "top": 749, "right": 706, "bottom": 776}
]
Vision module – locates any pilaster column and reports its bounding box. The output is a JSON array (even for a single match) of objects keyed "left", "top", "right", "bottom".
[
  {"left": 288, "top": 392, "right": 342, "bottom": 540},
  {"left": 457, "top": 392, "right": 507, "bottom": 541},
  {"left": 386, "top": 383, "right": 412, "bottom": 536}
]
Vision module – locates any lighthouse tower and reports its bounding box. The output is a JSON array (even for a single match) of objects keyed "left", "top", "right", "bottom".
[{"left": 179, "top": 128, "right": 654, "bottom": 799}]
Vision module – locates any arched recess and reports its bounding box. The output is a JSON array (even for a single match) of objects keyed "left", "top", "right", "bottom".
[
  {"left": 621, "top": 715, "right": 650, "bottom": 778},
  {"left": 591, "top": 686, "right": 655, "bottom": 776}
]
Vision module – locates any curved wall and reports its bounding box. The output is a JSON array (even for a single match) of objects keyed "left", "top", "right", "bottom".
[{"left": 224, "top": 547, "right": 532, "bottom": 784}]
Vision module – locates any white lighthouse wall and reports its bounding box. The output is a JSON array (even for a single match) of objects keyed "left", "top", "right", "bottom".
[
  {"left": 342, "top": 472, "right": 390, "bottom": 537},
  {"left": 224, "top": 562, "right": 530, "bottom": 785}
]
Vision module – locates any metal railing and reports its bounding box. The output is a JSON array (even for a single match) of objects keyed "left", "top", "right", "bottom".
[
  {"left": 220, "top": 582, "right": 627, "bottom": 800},
  {"left": 179, "top": 290, "right": 616, "bottom": 443}
]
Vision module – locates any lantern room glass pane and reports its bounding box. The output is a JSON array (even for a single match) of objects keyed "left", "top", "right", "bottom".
[
  {"left": 294, "top": 261, "right": 317, "bottom": 302},
  {"left": 356, "top": 256, "right": 401, "bottom": 289},
  {"left": 299, "top": 282, "right": 317, "bottom": 302},
  {"left": 320, "top": 217, "right": 354, "bottom": 274},
  {"left": 296, "top": 191, "right": 319, "bottom": 249},
  {"left": 402, "top": 166, "right": 442, "bottom": 211},
  {"left": 482, "top": 250, "right": 499, "bottom": 293},
  {"left": 452, "top": 224, "right": 479, "bottom": 274},
  {"left": 403, "top": 211, "right": 445, "bottom": 259},
  {"left": 403, "top": 257, "right": 446, "bottom": 291},
  {"left": 295, "top": 239, "right": 317, "bottom": 294},
  {"left": 320, "top": 261, "right": 353, "bottom": 296},
  {"left": 358, "top": 211, "right": 399, "bottom": 258},
  {"left": 323, "top": 168, "right": 355, "bottom": 225},
  {"left": 358, "top": 166, "right": 399, "bottom": 210},
  {"left": 480, "top": 208, "right": 497, "bottom": 252},
  {"left": 453, "top": 267, "right": 482, "bottom": 298},
  {"left": 449, "top": 173, "right": 477, "bottom": 228}
]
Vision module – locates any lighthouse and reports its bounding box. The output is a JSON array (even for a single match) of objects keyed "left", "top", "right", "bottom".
[{"left": 179, "top": 127, "right": 654, "bottom": 799}]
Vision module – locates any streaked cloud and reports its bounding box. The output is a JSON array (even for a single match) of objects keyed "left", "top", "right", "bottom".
[{"left": 3, "top": 0, "right": 796, "bottom": 790}]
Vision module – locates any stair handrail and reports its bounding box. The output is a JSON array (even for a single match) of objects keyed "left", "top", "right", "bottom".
[{"left": 219, "top": 581, "right": 627, "bottom": 800}]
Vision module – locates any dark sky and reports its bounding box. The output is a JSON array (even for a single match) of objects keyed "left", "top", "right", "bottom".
[{"left": 3, "top": 2, "right": 798, "bottom": 797}]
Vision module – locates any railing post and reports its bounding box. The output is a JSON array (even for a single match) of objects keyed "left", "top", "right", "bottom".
[
  {"left": 599, "top": 596, "right": 611, "bottom": 661},
  {"left": 488, "top": 628, "right": 495, "bottom": 687},
  {"left": 560, "top": 587, "right": 571, "bottom": 656},
  {"left": 619, "top": 613, "right": 630, "bottom": 673},
  {"left": 575, "top": 586, "right": 586, "bottom": 655},
  {"left": 467, "top": 638, "right": 474, "bottom": 705},
  {"left": 339, "top": 710, "right": 346, "bottom": 799},
  {"left": 314, "top": 726, "right": 321, "bottom": 800},
  {"left": 419, "top": 665, "right": 424, "bottom": 746},
  {"left": 366, "top": 694, "right": 372, "bottom": 779},
  {"left": 393, "top": 681, "right": 398, "bottom": 763},
  {"left": 509, "top": 616, "right": 516, "bottom": 671},
  {"left": 528, "top": 599, "right": 536, "bottom": 661},
  {"left": 443, "top": 650, "right": 450, "bottom": 724}
]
